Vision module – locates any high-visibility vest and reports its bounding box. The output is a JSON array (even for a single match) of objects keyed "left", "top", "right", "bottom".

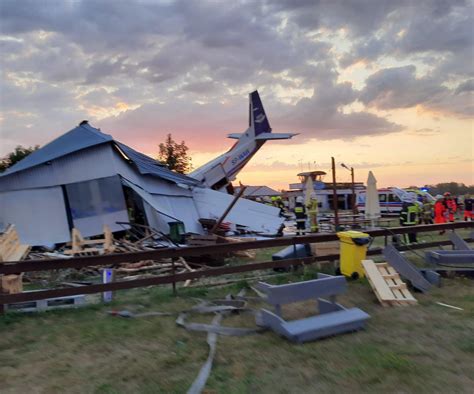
[
  {"left": 307, "top": 199, "right": 318, "bottom": 215},
  {"left": 400, "top": 204, "right": 418, "bottom": 225},
  {"left": 422, "top": 202, "right": 432, "bottom": 219},
  {"left": 294, "top": 205, "right": 306, "bottom": 221}
]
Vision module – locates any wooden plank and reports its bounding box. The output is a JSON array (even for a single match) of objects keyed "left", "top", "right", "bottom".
[
  {"left": 388, "top": 283, "right": 407, "bottom": 290},
  {"left": 362, "top": 260, "right": 397, "bottom": 302},
  {"left": 377, "top": 264, "right": 406, "bottom": 304},
  {"left": 0, "top": 225, "right": 30, "bottom": 263},
  {"left": 5, "top": 245, "right": 31, "bottom": 262},
  {"left": 363, "top": 260, "right": 417, "bottom": 306},
  {"left": 384, "top": 265, "right": 417, "bottom": 303},
  {"left": 381, "top": 273, "right": 400, "bottom": 280},
  {"left": 1, "top": 274, "right": 23, "bottom": 294}
]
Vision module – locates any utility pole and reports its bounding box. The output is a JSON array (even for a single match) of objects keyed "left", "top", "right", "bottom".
[
  {"left": 350, "top": 166, "right": 357, "bottom": 216},
  {"left": 341, "top": 163, "right": 357, "bottom": 216},
  {"left": 331, "top": 157, "right": 339, "bottom": 229}
]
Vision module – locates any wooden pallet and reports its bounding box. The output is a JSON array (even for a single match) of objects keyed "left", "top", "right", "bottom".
[
  {"left": 63, "top": 225, "right": 115, "bottom": 256},
  {"left": 362, "top": 260, "right": 417, "bottom": 307},
  {"left": 0, "top": 224, "right": 30, "bottom": 262}
]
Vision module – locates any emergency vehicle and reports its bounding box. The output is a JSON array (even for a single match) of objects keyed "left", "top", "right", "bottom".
[{"left": 356, "top": 187, "right": 435, "bottom": 215}]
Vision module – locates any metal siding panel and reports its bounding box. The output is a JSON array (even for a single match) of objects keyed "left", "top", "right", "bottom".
[
  {"left": 113, "top": 155, "right": 193, "bottom": 197},
  {"left": 192, "top": 188, "right": 284, "bottom": 234},
  {"left": 0, "top": 144, "right": 117, "bottom": 192},
  {"left": 0, "top": 187, "right": 70, "bottom": 246},
  {"left": 0, "top": 123, "right": 112, "bottom": 176}
]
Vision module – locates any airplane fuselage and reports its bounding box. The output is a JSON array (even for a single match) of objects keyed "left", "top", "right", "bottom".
[{"left": 189, "top": 91, "right": 296, "bottom": 191}]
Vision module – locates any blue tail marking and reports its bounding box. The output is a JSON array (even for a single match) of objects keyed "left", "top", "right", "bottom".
[{"left": 250, "top": 91, "right": 272, "bottom": 136}]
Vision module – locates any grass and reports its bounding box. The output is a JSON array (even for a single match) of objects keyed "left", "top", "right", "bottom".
[
  {"left": 1, "top": 264, "right": 474, "bottom": 394},
  {"left": 2, "top": 228, "right": 473, "bottom": 393}
]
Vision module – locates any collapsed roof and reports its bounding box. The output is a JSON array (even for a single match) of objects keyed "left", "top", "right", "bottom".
[
  {"left": 0, "top": 122, "right": 283, "bottom": 245},
  {"left": 1, "top": 122, "right": 199, "bottom": 187}
]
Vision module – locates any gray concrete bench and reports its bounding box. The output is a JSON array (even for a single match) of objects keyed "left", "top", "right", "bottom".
[
  {"left": 449, "top": 231, "right": 472, "bottom": 251},
  {"left": 256, "top": 274, "right": 370, "bottom": 343}
]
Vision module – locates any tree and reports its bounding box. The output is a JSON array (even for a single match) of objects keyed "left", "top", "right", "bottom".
[
  {"left": 157, "top": 134, "right": 192, "bottom": 174},
  {"left": 0, "top": 145, "right": 39, "bottom": 173},
  {"left": 421, "top": 183, "right": 474, "bottom": 195}
]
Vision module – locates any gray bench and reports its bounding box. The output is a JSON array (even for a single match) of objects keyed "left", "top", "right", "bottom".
[
  {"left": 256, "top": 274, "right": 370, "bottom": 343},
  {"left": 425, "top": 250, "right": 474, "bottom": 270},
  {"left": 449, "top": 232, "right": 472, "bottom": 251}
]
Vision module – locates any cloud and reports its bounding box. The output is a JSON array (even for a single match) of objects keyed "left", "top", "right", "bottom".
[
  {"left": 0, "top": 0, "right": 472, "bottom": 158},
  {"left": 360, "top": 65, "right": 474, "bottom": 117}
]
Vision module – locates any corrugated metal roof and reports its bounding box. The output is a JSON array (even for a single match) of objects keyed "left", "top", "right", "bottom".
[
  {"left": 1, "top": 123, "right": 112, "bottom": 176},
  {"left": 114, "top": 142, "right": 198, "bottom": 186},
  {"left": 235, "top": 185, "right": 281, "bottom": 197},
  {"left": 1, "top": 122, "right": 199, "bottom": 187}
]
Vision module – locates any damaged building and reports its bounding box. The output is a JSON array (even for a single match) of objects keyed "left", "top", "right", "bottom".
[{"left": 0, "top": 122, "right": 283, "bottom": 246}]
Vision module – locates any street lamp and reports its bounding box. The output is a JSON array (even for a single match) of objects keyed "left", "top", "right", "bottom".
[{"left": 341, "top": 163, "right": 357, "bottom": 216}]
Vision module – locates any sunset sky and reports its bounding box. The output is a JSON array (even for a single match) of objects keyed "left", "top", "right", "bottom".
[{"left": 1, "top": 0, "right": 473, "bottom": 190}]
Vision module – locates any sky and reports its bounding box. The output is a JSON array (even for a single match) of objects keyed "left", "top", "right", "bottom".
[{"left": 0, "top": 0, "right": 473, "bottom": 190}]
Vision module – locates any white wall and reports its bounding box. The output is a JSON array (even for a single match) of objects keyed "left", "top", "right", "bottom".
[
  {"left": 0, "top": 186, "right": 70, "bottom": 246},
  {"left": 192, "top": 188, "right": 283, "bottom": 234}
]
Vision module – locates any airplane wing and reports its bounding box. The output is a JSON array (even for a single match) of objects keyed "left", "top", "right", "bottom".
[
  {"left": 255, "top": 132, "right": 298, "bottom": 140},
  {"left": 227, "top": 133, "right": 243, "bottom": 139}
]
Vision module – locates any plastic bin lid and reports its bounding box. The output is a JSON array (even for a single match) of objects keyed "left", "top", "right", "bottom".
[{"left": 336, "top": 230, "right": 370, "bottom": 239}]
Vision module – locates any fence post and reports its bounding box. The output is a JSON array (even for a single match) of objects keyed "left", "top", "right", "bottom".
[
  {"left": 0, "top": 280, "right": 5, "bottom": 315},
  {"left": 171, "top": 258, "right": 177, "bottom": 296}
]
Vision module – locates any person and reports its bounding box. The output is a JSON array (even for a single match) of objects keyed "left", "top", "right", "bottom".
[
  {"left": 271, "top": 196, "right": 278, "bottom": 207},
  {"left": 434, "top": 195, "right": 447, "bottom": 224},
  {"left": 306, "top": 192, "right": 319, "bottom": 233},
  {"left": 294, "top": 196, "right": 307, "bottom": 235},
  {"left": 274, "top": 196, "right": 286, "bottom": 212},
  {"left": 444, "top": 192, "right": 457, "bottom": 222},
  {"left": 463, "top": 194, "right": 473, "bottom": 221},
  {"left": 434, "top": 194, "right": 448, "bottom": 234},
  {"left": 263, "top": 196, "right": 273, "bottom": 206},
  {"left": 399, "top": 196, "right": 419, "bottom": 243},
  {"left": 421, "top": 196, "right": 433, "bottom": 224}
]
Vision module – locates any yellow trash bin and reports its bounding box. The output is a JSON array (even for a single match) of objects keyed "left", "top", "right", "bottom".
[{"left": 337, "top": 231, "right": 371, "bottom": 279}]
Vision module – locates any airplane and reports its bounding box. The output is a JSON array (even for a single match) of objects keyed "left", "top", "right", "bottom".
[{"left": 190, "top": 90, "right": 297, "bottom": 191}]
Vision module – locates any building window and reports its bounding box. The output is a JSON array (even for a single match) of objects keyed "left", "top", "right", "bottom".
[{"left": 64, "top": 176, "right": 128, "bottom": 236}]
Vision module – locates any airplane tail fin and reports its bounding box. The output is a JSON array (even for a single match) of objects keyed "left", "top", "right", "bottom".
[
  {"left": 227, "top": 90, "right": 297, "bottom": 141},
  {"left": 249, "top": 90, "right": 272, "bottom": 137}
]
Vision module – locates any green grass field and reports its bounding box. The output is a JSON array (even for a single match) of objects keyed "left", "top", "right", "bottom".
[{"left": 1, "top": 253, "right": 473, "bottom": 394}]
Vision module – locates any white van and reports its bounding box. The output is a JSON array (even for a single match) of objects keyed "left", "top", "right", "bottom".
[{"left": 356, "top": 188, "right": 402, "bottom": 215}]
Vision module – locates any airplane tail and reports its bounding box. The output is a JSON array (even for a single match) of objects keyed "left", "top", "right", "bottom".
[
  {"left": 228, "top": 91, "right": 296, "bottom": 141},
  {"left": 191, "top": 90, "right": 297, "bottom": 190},
  {"left": 249, "top": 90, "right": 272, "bottom": 137}
]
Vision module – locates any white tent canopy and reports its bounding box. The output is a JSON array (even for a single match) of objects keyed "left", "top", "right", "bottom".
[{"left": 365, "top": 171, "right": 381, "bottom": 227}]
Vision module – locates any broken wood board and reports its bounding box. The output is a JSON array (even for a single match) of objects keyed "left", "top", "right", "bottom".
[
  {"left": 362, "top": 260, "right": 417, "bottom": 307},
  {"left": 0, "top": 225, "right": 31, "bottom": 262},
  {"left": 223, "top": 237, "right": 257, "bottom": 259},
  {"left": 1, "top": 274, "right": 23, "bottom": 294},
  {"left": 310, "top": 241, "right": 339, "bottom": 257},
  {"left": 64, "top": 225, "right": 116, "bottom": 256},
  {"left": 187, "top": 234, "right": 218, "bottom": 246}
]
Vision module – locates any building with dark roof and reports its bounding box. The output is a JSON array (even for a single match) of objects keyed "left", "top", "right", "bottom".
[{"left": 0, "top": 122, "right": 283, "bottom": 245}]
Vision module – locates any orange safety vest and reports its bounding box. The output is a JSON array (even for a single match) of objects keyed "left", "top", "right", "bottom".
[
  {"left": 446, "top": 199, "right": 457, "bottom": 221},
  {"left": 434, "top": 201, "right": 446, "bottom": 224}
]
